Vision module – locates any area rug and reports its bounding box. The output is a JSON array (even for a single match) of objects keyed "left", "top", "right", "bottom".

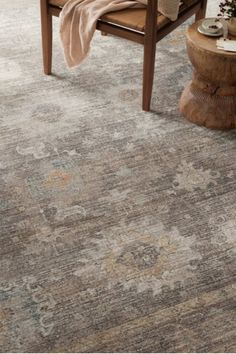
[{"left": 0, "top": 0, "right": 235, "bottom": 352}]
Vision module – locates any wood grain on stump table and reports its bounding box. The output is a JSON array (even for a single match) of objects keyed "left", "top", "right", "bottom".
[{"left": 179, "top": 20, "right": 236, "bottom": 130}]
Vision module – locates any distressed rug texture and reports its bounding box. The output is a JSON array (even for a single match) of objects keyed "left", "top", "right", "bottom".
[{"left": 0, "top": 0, "right": 236, "bottom": 352}]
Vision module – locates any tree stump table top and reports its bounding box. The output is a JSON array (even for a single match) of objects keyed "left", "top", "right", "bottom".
[{"left": 188, "top": 20, "right": 236, "bottom": 58}]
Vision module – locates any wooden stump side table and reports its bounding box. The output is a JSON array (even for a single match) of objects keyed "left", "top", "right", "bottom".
[{"left": 180, "top": 20, "right": 236, "bottom": 130}]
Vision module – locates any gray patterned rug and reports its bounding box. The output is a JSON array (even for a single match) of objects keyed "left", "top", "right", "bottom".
[{"left": 0, "top": 0, "right": 236, "bottom": 352}]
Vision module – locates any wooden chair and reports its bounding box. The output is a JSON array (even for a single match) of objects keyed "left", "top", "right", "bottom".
[{"left": 40, "top": 0, "right": 207, "bottom": 111}]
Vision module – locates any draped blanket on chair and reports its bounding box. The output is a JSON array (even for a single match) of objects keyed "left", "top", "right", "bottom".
[{"left": 60, "top": 0, "right": 180, "bottom": 67}]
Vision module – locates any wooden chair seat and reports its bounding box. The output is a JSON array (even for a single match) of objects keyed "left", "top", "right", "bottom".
[{"left": 49, "top": 0, "right": 200, "bottom": 32}]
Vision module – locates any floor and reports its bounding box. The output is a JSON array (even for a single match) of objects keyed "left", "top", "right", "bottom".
[{"left": 0, "top": 0, "right": 236, "bottom": 352}]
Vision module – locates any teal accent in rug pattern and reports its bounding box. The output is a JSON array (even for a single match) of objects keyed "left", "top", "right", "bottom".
[{"left": 0, "top": 0, "right": 235, "bottom": 352}]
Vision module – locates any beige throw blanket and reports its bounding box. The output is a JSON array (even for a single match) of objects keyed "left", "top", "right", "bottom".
[{"left": 60, "top": 0, "right": 180, "bottom": 67}]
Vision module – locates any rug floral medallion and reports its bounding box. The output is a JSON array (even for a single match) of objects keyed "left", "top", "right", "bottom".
[{"left": 0, "top": 0, "right": 235, "bottom": 352}]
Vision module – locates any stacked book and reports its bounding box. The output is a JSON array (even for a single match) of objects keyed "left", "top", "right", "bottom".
[{"left": 217, "top": 38, "right": 236, "bottom": 52}]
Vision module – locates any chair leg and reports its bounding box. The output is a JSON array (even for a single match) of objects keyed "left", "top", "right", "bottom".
[
  {"left": 195, "top": 0, "right": 207, "bottom": 21},
  {"left": 142, "top": 37, "right": 157, "bottom": 111},
  {"left": 40, "top": 0, "right": 52, "bottom": 75},
  {"left": 142, "top": 0, "right": 157, "bottom": 111}
]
